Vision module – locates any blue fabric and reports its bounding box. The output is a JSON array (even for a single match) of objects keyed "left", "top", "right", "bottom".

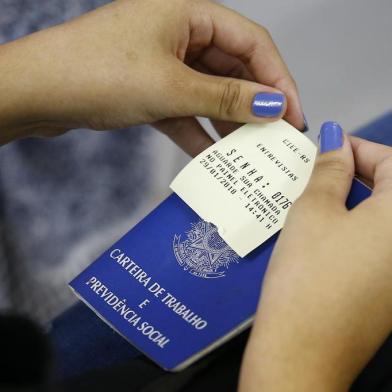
[
  {"left": 353, "top": 111, "right": 392, "bottom": 144},
  {"left": 51, "top": 301, "right": 141, "bottom": 379}
]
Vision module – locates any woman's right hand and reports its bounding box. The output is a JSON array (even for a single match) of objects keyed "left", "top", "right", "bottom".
[{"left": 240, "top": 123, "right": 392, "bottom": 391}]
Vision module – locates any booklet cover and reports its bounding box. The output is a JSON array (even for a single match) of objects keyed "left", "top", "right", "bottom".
[{"left": 69, "top": 121, "right": 372, "bottom": 371}]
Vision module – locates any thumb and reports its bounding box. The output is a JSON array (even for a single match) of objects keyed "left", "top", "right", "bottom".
[
  {"left": 303, "top": 121, "right": 354, "bottom": 207},
  {"left": 179, "top": 69, "right": 287, "bottom": 123}
]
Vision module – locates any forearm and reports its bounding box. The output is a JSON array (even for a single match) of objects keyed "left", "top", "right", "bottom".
[
  {"left": 0, "top": 39, "right": 35, "bottom": 144},
  {"left": 0, "top": 25, "right": 84, "bottom": 145}
]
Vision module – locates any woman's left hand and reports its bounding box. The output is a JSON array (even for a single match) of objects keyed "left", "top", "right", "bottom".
[{"left": 0, "top": 0, "right": 305, "bottom": 150}]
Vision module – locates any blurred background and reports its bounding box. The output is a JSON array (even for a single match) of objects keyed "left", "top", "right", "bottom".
[{"left": 0, "top": 0, "right": 391, "bottom": 325}]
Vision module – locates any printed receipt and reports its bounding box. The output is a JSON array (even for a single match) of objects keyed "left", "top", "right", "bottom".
[{"left": 170, "top": 120, "right": 317, "bottom": 257}]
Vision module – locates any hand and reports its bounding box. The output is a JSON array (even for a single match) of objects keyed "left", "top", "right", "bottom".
[
  {"left": 0, "top": 0, "right": 305, "bottom": 150},
  {"left": 239, "top": 122, "right": 392, "bottom": 391}
]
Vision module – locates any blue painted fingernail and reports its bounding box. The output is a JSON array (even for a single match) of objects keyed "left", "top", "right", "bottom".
[
  {"left": 319, "top": 121, "right": 343, "bottom": 153},
  {"left": 302, "top": 114, "right": 309, "bottom": 132},
  {"left": 252, "top": 92, "right": 285, "bottom": 118}
]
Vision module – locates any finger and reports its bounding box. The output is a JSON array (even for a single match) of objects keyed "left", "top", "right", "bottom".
[
  {"left": 303, "top": 122, "right": 354, "bottom": 208},
  {"left": 197, "top": 45, "right": 306, "bottom": 132},
  {"left": 195, "top": 46, "right": 255, "bottom": 82},
  {"left": 201, "top": 1, "right": 305, "bottom": 130},
  {"left": 350, "top": 136, "right": 391, "bottom": 181},
  {"left": 174, "top": 65, "right": 287, "bottom": 124},
  {"left": 210, "top": 119, "right": 242, "bottom": 137},
  {"left": 350, "top": 136, "right": 392, "bottom": 195},
  {"left": 153, "top": 117, "right": 214, "bottom": 157},
  {"left": 192, "top": 57, "right": 245, "bottom": 137},
  {"left": 355, "top": 174, "right": 373, "bottom": 189}
]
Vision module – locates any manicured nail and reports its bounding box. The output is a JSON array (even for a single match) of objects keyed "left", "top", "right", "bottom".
[
  {"left": 319, "top": 121, "right": 343, "bottom": 153},
  {"left": 252, "top": 92, "right": 285, "bottom": 118},
  {"left": 302, "top": 114, "right": 309, "bottom": 132}
]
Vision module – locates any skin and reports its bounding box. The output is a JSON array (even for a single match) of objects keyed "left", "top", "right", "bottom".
[
  {"left": 1, "top": 1, "right": 390, "bottom": 389},
  {"left": 0, "top": 0, "right": 304, "bottom": 151},
  {"left": 239, "top": 135, "right": 392, "bottom": 391}
]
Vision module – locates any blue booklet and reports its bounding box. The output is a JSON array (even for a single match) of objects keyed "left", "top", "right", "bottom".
[{"left": 70, "top": 178, "right": 371, "bottom": 371}]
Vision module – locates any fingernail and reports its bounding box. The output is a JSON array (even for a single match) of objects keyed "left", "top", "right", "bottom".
[
  {"left": 252, "top": 92, "right": 285, "bottom": 118},
  {"left": 319, "top": 121, "right": 343, "bottom": 153},
  {"left": 302, "top": 114, "right": 309, "bottom": 132}
]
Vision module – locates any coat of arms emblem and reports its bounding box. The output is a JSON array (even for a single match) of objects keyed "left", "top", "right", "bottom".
[{"left": 173, "top": 221, "right": 240, "bottom": 278}]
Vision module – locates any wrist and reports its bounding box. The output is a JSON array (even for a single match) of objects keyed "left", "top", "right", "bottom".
[
  {"left": 240, "top": 333, "right": 353, "bottom": 392},
  {"left": 0, "top": 28, "right": 78, "bottom": 144},
  {"left": 239, "top": 298, "right": 369, "bottom": 392},
  {"left": 239, "top": 305, "right": 391, "bottom": 392},
  {"left": 0, "top": 45, "right": 26, "bottom": 142}
]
